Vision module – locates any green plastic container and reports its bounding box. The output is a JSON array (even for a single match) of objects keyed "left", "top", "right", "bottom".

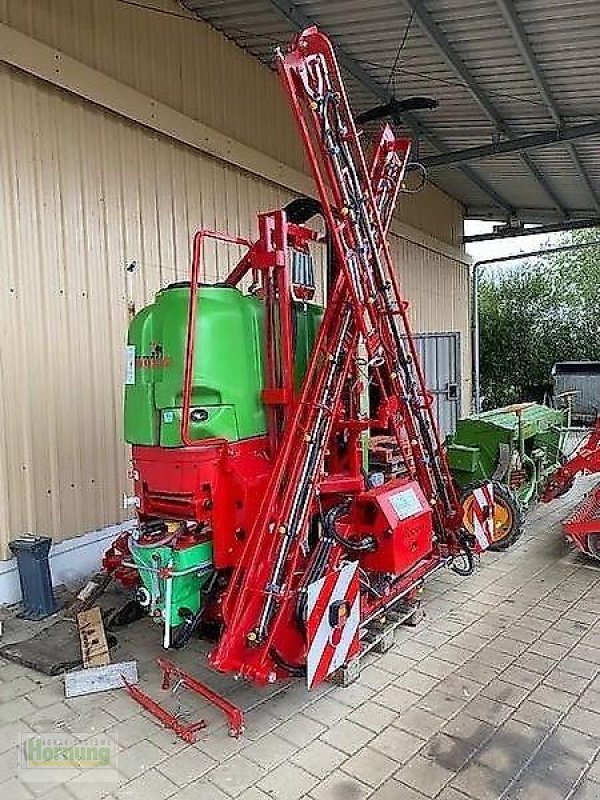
[
  {"left": 124, "top": 284, "right": 323, "bottom": 447},
  {"left": 130, "top": 539, "right": 213, "bottom": 627}
]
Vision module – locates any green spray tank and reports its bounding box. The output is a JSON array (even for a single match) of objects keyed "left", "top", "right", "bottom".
[
  {"left": 124, "top": 283, "right": 322, "bottom": 446},
  {"left": 121, "top": 282, "right": 323, "bottom": 644}
]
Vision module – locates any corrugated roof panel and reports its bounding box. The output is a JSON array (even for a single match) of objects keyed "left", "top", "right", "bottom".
[{"left": 184, "top": 0, "right": 600, "bottom": 221}]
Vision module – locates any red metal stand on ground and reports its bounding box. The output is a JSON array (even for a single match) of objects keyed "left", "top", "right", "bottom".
[
  {"left": 122, "top": 659, "right": 245, "bottom": 742},
  {"left": 158, "top": 659, "right": 245, "bottom": 738},
  {"left": 122, "top": 677, "right": 207, "bottom": 744}
]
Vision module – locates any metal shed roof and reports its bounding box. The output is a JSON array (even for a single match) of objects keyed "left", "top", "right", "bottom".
[{"left": 181, "top": 0, "right": 600, "bottom": 226}]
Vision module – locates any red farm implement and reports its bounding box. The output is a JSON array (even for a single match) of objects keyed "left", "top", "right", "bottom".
[
  {"left": 543, "top": 418, "right": 600, "bottom": 558},
  {"left": 104, "top": 27, "right": 494, "bottom": 738}
]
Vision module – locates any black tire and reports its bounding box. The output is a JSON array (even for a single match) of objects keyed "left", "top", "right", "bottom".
[
  {"left": 451, "top": 541, "right": 475, "bottom": 576},
  {"left": 460, "top": 482, "right": 524, "bottom": 552}
]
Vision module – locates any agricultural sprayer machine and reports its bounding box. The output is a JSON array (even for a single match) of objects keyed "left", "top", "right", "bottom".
[{"left": 102, "top": 28, "right": 495, "bottom": 737}]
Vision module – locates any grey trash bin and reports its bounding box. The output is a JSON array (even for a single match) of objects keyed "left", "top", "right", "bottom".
[{"left": 9, "top": 535, "right": 60, "bottom": 620}]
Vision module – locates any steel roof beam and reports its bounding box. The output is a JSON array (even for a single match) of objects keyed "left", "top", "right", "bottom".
[
  {"left": 400, "top": 0, "right": 568, "bottom": 217},
  {"left": 265, "top": 0, "right": 515, "bottom": 214},
  {"left": 422, "top": 121, "right": 600, "bottom": 167},
  {"left": 495, "top": 0, "right": 600, "bottom": 212},
  {"left": 464, "top": 217, "right": 600, "bottom": 243},
  {"left": 465, "top": 206, "right": 595, "bottom": 223}
]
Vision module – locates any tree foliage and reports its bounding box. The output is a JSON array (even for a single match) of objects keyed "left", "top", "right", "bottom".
[{"left": 479, "top": 228, "right": 600, "bottom": 408}]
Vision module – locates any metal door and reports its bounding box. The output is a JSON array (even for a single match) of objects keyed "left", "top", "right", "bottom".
[{"left": 410, "top": 332, "right": 461, "bottom": 436}]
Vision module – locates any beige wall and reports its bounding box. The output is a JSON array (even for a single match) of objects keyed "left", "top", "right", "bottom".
[{"left": 0, "top": 0, "right": 469, "bottom": 557}]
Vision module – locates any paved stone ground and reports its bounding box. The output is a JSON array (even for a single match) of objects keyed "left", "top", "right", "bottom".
[{"left": 1, "top": 477, "right": 600, "bottom": 800}]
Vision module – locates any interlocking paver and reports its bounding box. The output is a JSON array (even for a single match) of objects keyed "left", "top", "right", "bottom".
[
  {"left": 449, "top": 761, "right": 509, "bottom": 800},
  {"left": 399, "top": 669, "right": 441, "bottom": 696},
  {"left": 461, "top": 695, "right": 513, "bottom": 727},
  {"left": 155, "top": 745, "right": 217, "bottom": 786},
  {"left": 166, "top": 780, "right": 229, "bottom": 800},
  {"left": 572, "top": 778, "right": 600, "bottom": 800},
  {"left": 370, "top": 726, "right": 425, "bottom": 763},
  {"left": 0, "top": 776, "right": 35, "bottom": 800},
  {"left": 319, "top": 718, "right": 374, "bottom": 755},
  {"left": 395, "top": 706, "right": 446, "bottom": 739},
  {"left": 511, "top": 698, "right": 564, "bottom": 730},
  {"left": 290, "top": 738, "right": 346, "bottom": 778},
  {"left": 275, "top": 713, "right": 326, "bottom": 747},
  {"left": 560, "top": 655, "right": 599, "bottom": 680},
  {"left": 208, "top": 754, "right": 265, "bottom": 797},
  {"left": 341, "top": 745, "right": 397, "bottom": 787},
  {"left": 395, "top": 753, "right": 454, "bottom": 797},
  {"left": 564, "top": 706, "right": 600, "bottom": 736},
  {"left": 480, "top": 679, "right": 530, "bottom": 708},
  {"left": 347, "top": 700, "right": 398, "bottom": 733},
  {"left": 417, "top": 687, "right": 468, "bottom": 720},
  {"left": 116, "top": 740, "right": 167, "bottom": 780},
  {"left": 257, "top": 760, "right": 318, "bottom": 800},
  {"left": 309, "top": 769, "right": 371, "bottom": 800},
  {"left": 528, "top": 683, "right": 579, "bottom": 712},
  {"left": 116, "top": 768, "right": 177, "bottom": 800},
  {"left": 475, "top": 719, "right": 546, "bottom": 774},
  {"left": 241, "top": 731, "right": 298, "bottom": 770},
  {"left": 416, "top": 657, "right": 457, "bottom": 680},
  {"left": 372, "top": 683, "right": 420, "bottom": 713},
  {"left": 366, "top": 777, "right": 429, "bottom": 800}
]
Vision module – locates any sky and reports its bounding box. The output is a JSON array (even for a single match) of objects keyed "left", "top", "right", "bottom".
[{"left": 464, "top": 219, "right": 562, "bottom": 265}]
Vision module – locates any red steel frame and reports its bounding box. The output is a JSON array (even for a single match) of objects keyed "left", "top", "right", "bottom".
[
  {"left": 208, "top": 28, "right": 464, "bottom": 684},
  {"left": 275, "top": 29, "right": 461, "bottom": 532},
  {"left": 543, "top": 419, "right": 600, "bottom": 557},
  {"left": 181, "top": 229, "right": 252, "bottom": 447},
  {"left": 543, "top": 419, "right": 600, "bottom": 502},
  {"left": 123, "top": 657, "right": 245, "bottom": 740}
]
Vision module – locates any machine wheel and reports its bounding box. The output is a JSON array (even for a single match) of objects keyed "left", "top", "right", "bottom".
[{"left": 461, "top": 482, "right": 524, "bottom": 552}]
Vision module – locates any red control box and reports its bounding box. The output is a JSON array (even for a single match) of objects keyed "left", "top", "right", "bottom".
[{"left": 352, "top": 478, "right": 433, "bottom": 574}]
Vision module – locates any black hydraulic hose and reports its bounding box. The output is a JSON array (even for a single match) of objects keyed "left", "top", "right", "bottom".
[
  {"left": 269, "top": 647, "right": 307, "bottom": 677},
  {"left": 450, "top": 537, "right": 474, "bottom": 577},
  {"left": 171, "top": 611, "right": 201, "bottom": 650},
  {"left": 256, "top": 308, "right": 353, "bottom": 639},
  {"left": 324, "top": 500, "right": 375, "bottom": 553},
  {"left": 294, "top": 501, "right": 348, "bottom": 628},
  {"left": 171, "top": 570, "right": 219, "bottom": 649}
]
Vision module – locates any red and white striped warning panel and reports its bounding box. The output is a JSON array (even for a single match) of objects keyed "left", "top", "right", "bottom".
[
  {"left": 306, "top": 561, "right": 360, "bottom": 689},
  {"left": 471, "top": 482, "right": 494, "bottom": 552}
]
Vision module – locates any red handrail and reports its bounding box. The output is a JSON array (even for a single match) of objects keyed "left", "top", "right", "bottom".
[{"left": 181, "top": 230, "right": 252, "bottom": 447}]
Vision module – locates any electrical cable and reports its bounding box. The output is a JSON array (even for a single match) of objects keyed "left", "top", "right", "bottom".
[{"left": 385, "top": 10, "right": 415, "bottom": 90}]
